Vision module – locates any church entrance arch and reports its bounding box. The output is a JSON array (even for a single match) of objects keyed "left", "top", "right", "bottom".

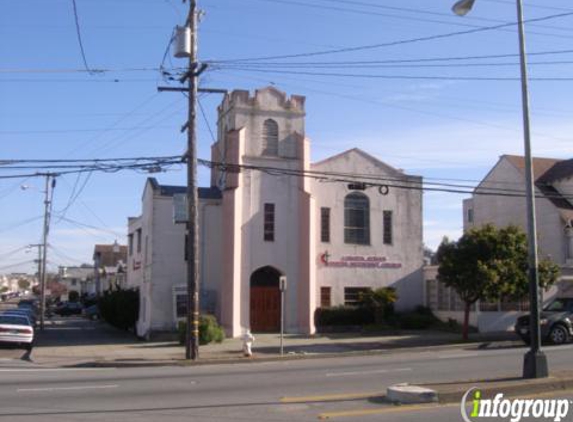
[{"left": 250, "top": 266, "right": 281, "bottom": 332}]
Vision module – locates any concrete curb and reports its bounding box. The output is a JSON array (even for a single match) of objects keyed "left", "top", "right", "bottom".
[
  {"left": 51, "top": 339, "right": 519, "bottom": 369},
  {"left": 387, "top": 384, "right": 438, "bottom": 404}
]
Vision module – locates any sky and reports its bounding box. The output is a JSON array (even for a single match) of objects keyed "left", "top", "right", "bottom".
[{"left": 1, "top": 0, "right": 573, "bottom": 275}]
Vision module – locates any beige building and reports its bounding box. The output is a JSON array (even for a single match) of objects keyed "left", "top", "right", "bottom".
[
  {"left": 127, "top": 87, "right": 425, "bottom": 338},
  {"left": 427, "top": 155, "right": 573, "bottom": 332}
]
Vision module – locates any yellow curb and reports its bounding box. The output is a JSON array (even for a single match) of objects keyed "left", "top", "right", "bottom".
[
  {"left": 281, "top": 391, "right": 385, "bottom": 404},
  {"left": 317, "top": 403, "right": 450, "bottom": 420}
]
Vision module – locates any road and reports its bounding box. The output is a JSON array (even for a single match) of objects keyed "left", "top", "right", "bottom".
[{"left": 1, "top": 342, "right": 573, "bottom": 421}]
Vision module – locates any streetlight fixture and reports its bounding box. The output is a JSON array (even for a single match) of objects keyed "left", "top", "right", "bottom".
[{"left": 451, "top": 0, "right": 548, "bottom": 379}]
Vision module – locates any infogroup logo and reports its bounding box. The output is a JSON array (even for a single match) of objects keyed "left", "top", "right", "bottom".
[{"left": 460, "top": 387, "right": 570, "bottom": 422}]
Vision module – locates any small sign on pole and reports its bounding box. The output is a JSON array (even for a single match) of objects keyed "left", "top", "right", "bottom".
[{"left": 279, "top": 275, "right": 287, "bottom": 356}]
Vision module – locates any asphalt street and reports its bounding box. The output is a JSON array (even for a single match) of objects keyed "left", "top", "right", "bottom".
[{"left": 2, "top": 342, "right": 573, "bottom": 421}]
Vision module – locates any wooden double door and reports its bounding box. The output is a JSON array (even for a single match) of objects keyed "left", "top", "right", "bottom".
[{"left": 250, "top": 266, "right": 281, "bottom": 332}]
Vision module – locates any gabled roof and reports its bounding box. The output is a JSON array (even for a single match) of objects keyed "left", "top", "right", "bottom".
[
  {"left": 312, "top": 148, "right": 415, "bottom": 179},
  {"left": 146, "top": 178, "right": 222, "bottom": 200},
  {"left": 502, "top": 155, "right": 573, "bottom": 221}
]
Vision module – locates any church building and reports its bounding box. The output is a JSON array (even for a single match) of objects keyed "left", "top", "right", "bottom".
[{"left": 127, "top": 87, "right": 424, "bottom": 338}]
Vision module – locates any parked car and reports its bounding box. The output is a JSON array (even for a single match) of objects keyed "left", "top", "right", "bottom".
[
  {"left": 0, "top": 315, "right": 34, "bottom": 350},
  {"left": 54, "top": 302, "right": 83, "bottom": 316},
  {"left": 82, "top": 304, "right": 100, "bottom": 321},
  {"left": 2, "top": 309, "right": 36, "bottom": 326},
  {"left": 515, "top": 297, "right": 573, "bottom": 345}
]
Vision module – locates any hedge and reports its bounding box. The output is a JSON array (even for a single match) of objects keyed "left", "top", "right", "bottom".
[
  {"left": 99, "top": 288, "right": 139, "bottom": 331},
  {"left": 178, "top": 314, "right": 225, "bottom": 345},
  {"left": 314, "top": 305, "right": 374, "bottom": 327}
]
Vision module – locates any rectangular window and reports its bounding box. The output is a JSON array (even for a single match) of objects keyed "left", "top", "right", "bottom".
[
  {"left": 344, "top": 287, "right": 370, "bottom": 306},
  {"left": 128, "top": 234, "right": 133, "bottom": 256},
  {"left": 320, "top": 207, "right": 330, "bottom": 243},
  {"left": 136, "top": 228, "right": 142, "bottom": 253},
  {"left": 467, "top": 208, "right": 474, "bottom": 223},
  {"left": 176, "top": 294, "right": 187, "bottom": 318},
  {"left": 383, "top": 210, "right": 393, "bottom": 245},
  {"left": 320, "top": 287, "right": 331, "bottom": 308},
  {"left": 264, "top": 203, "right": 275, "bottom": 242}
]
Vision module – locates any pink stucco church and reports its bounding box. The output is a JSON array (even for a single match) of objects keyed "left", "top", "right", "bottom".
[{"left": 127, "top": 87, "right": 425, "bottom": 338}]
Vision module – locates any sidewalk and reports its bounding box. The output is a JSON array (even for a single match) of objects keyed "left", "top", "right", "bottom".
[{"left": 27, "top": 318, "right": 521, "bottom": 368}]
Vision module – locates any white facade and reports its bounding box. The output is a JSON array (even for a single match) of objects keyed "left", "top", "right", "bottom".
[{"left": 127, "top": 87, "right": 425, "bottom": 338}]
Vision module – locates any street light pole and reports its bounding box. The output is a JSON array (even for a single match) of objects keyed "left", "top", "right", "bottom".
[{"left": 452, "top": 0, "right": 548, "bottom": 378}]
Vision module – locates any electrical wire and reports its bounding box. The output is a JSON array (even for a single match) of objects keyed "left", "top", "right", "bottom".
[
  {"left": 211, "top": 11, "right": 573, "bottom": 63},
  {"left": 71, "top": 0, "right": 95, "bottom": 74}
]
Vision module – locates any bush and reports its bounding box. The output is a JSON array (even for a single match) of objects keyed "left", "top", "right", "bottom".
[
  {"left": 314, "top": 305, "right": 374, "bottom": 327},
  {"left": 68, "top": 290, "right": 79, "bottom": 303},
  {"left": 99, "top": 288, "right": 139, "bottom": 331},
  {"left": 357, "top": 287, "right": 397, "bottom": 324},
  {"left": 397, "top": 313, "right": 437, "bottom": 329},
  {"left": 178, "top": 315, "right": 225, "bottom": 345}
]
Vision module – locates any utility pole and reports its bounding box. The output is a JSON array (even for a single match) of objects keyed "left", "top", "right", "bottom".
[
  {"left": 184, "top": 0, "right": 200, "bottom": 361},
  {"left": 29, "top": 244, "right": 43, "bottom": 296},
  {"left": 39, "top": 174, "right": 56, "bottom": 331}
]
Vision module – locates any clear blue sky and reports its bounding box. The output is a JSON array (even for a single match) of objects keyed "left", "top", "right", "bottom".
[{"left": 1, "top": 0, "right": 573, "bottom": 274}]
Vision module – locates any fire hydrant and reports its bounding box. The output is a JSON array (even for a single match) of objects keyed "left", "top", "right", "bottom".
[{"left": 242, "top": 330, "right": 255, "bottom": 357}]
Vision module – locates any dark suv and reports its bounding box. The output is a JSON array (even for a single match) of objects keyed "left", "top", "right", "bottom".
[{"left": 515, "top": 297, "right": 573, "bottom": 345}]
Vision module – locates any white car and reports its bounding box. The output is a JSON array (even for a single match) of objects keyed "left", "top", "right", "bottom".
[{"left": 0, "top": 315, "right": 34, "bottom": 351}]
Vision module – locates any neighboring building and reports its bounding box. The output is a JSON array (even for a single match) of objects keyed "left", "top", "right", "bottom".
[
  {"left": 426, "top": 155, "right": 573, "bottom": 332},
  {"left": 93, "top": 241, "right": 128, "bottom": 294},
  {"left": 127, "top": 87, "right": 424, "bottom": 338},
  {"left": 58, "top": 265, "right": 94, "bottom": 297},
  {"left": 0, "top": 273, "right": 36, "bottom": 294}
]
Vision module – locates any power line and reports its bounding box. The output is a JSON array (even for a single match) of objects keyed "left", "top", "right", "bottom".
[
  {"left": 230, "top": 0, "right": 573, "bottom": 39},
  {"left": 210, "top": 11, "right": 573, "bottom": 63},
  {"left": 218, "top": 67, "right": 573, "bottom": 82},
  {"left": 71, "top": 0, "right": 94, "bottom": 74}
]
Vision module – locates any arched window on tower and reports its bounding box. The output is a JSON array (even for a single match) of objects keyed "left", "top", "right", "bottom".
[
  {"left": 262, "top": 119, "right": 279, "bottom": 156},
  {"left": 344, "top": 192, "right": 370, "bottom": 245}
]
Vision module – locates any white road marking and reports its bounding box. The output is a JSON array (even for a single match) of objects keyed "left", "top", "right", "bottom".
[
  {"left": 438, "top": 353, "right": 479, "bottom": 359},
  {"left": 326, "top": 367, "right": 412, "bottom": 377},
  {"left": 17, "top": 384, "right": 119, "bottom": 393}
]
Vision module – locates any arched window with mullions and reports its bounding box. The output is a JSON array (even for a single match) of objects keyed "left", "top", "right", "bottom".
[
  {"left": 262, "top": 119, "right": 279, "bottom": 156},
  {"left": 344, "top": 192, "right": 370, "bottom": 245}
]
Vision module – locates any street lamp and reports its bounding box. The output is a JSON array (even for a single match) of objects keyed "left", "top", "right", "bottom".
[{"left": 452, "top": 0, "right": 548, "bottom": 379}]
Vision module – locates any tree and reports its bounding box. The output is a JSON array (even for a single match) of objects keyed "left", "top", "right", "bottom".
[
  {"left": 436, "top": 225, "right": 560, "bottom": 341},
  {"left": 357, "top": 287, "right": 397, "bottom": 324},
  {"left": 17, "top": 278, "right": 30, "bottom": 291}
]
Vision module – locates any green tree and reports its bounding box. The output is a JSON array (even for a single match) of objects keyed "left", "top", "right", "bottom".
[
  {"left": 436, "top": 225, "right": 560, "bottom": 341},
  {"left": 17, "top": 278, "right": 30, "bottom": 291},
  {"left": 357, "top": 287, "right": 397, "bottom": 324}
]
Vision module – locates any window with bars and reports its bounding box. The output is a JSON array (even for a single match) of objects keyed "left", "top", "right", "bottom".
[
  {"left": 344, "top": 287, "right": 370, "bottom": 306},
  {"left": 344, "top": 192, "right": 370, "bottom": 245},
  {"left": 320, "top": 287, "right": 331, "bottom": 308},
  {"left": 383, "top": 210, "right": 393, "bottom": 245},
  {"left": 264, "top": 203, "right": 275, "bottom": 242},
  {"left": 320, "top": 207, "right": 330, "bottom": 243},
  {"left": 262, "top": 119, "right": 279, "bottom": 156}
]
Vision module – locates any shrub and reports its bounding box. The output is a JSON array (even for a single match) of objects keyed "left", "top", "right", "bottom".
[
  {"left": 314, "top": 305, "right": 374, "bottom": 327},
  {"left": 396, "top": 307, "right": 439, "bottom": 330},
  {"left": 99, "top": 288, "right": 139, "bottom": 331},
  {"left": 357, "top": 287, "right": 397, "bottom": 324},
  {"left": 178, "top": 315, "right": 225, "bottom": 345},
  {"left": 68, "top": 290, "right": 80, "bottom": 303}
]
